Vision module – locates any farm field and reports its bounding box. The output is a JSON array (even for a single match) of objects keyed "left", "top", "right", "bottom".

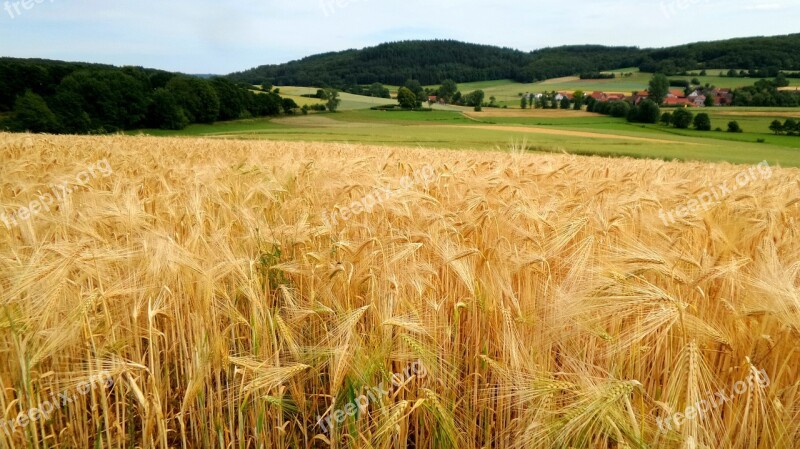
[
  {"left": 1, "top": 133, "right": 799, "bottom": 449},
  {"left": 450, "top": 73, "right": 800, "bottom": 106},
  {"left": 278, "top": 86, "right": 467, "bottom": 112},
  {"left": 273, "top": 87, "right": 393, "bottom": 111},
  {"left": 134, "top": 105, "right": 800, "bottom": 167}
]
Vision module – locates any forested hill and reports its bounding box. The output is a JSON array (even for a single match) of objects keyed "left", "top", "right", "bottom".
[
  {"left": 230, "top": 41, "right": 533, "bottom": 86},
  {"left": 227, "top": 34, "right": 800, "bottom": 87},
  {"left": 0, "top": 57, "right": 291, "bottom": 134}
]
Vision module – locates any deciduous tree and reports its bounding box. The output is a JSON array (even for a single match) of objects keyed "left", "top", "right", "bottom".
[
  {"left": 324, "top": 89, "right": 341, "bottom": 112},
  {"left": 648, "top": 73, "right": 670, "bottom": 105},
  {"left": 438, "top": 79, "right": 458, "bottom": 104},
  {"left": 672, "top": 108, "right": 693, "bottom": 129},
  {"left": 9, "top": 90, "right": 59, "bottom": 133},
  {"left": 693, "top": 112, "right": 711, "bottom": 131},
  {"left": 397, "top": 87, "right": 417, "bottom": 109}
]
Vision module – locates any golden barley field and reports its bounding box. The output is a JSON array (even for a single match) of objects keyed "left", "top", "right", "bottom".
[{"left": 1, "top": 132, "right": 799, "bottom": 449}]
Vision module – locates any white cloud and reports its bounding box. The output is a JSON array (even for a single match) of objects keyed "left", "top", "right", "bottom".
[{"left": 0, "top": 0, "right": 797, "bottom": 73}]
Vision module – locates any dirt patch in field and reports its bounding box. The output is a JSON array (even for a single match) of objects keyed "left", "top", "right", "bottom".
[
  {"left": 464, "top": 109, "right": 599, "bottom": 119},
  {"left": 713, "top": 111, "right": 800, "bottom": 118},
  {"left": 272, "top": 116, "right": 389, "bottom": 128},
  {"left": 539, "top": 76, "right": 580, "bottom": 84},
  {"left": 448, "top": 125, "right": 690, "bottom": 144}
]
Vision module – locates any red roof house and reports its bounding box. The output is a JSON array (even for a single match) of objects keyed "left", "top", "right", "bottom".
[
  {"left": 668, "top": 89, "right": 686, "bottom": 98},
  {"left": 663, "top": 97, "right": 694, "bottom": 107}
]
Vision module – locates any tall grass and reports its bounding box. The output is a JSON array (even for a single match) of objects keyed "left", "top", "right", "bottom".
[{"left": 0, "top": 132, "right": 798, "bottom": 448}]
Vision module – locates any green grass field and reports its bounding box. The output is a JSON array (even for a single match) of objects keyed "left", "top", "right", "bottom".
[
  {"left": 448, "top": 73, "right": 800, "bottom": 107},
  {"left": 276, "top": 86, "right": 394, "bottom": 111},
  {"left": 132, "top": 101, "right": 800, "bottom": 167},
  {"left": 141, "top": 78, "right": 800, "bottom": 167}
]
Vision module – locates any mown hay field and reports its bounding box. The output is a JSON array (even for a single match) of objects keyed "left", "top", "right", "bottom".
[{"left": 1, "top": 132, "right": 799, "bottom": 449}]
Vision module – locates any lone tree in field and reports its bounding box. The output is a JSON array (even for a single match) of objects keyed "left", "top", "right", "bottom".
[
  {"left": 672, "top": 107, "right": 693, "bottom": 129},
  {"left": 694, "top": 112, "right": 712, "bottom": 131},
  {"left": 438, "top": 79, "right": 458, "bottom": 104},
  {"left": 572, "top": 91, "right": 585, "bottom": 110},
  {"left": 397, "top": 87, "right": 417, "bottom": 109},
  {"left": 466, "top": 90, "right": 485, "bottom": 111},
  {"left": 785, "top": 119, "right": 799, "bottom": 135},
  {"left": 403, "top": 80, "right": 425, "bottom": 107},
  {"left": 281, "top": 98, "right": 299, "bottom": 114},
  {"left": 769, "top": 119, "right": 784, "bottom": 135},
  {"left": 324, "top": 89, "right": 341, "bottom": 112},
  {"left": 727, "top": 121, "right": 743, "bottom": 133},
  {"left": 637, "top": 99, "right": 661, "bottom": 123},
  {"left": 648, "top": 73, "right": 670, "bottom": 105}
]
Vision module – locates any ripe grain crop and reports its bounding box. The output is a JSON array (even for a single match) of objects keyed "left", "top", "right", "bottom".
[{"left": 1, "top": 133, "right": 799, "bottom": 449}]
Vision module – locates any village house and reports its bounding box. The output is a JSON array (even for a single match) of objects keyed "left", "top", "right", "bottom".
[
  {"left": 691, "top": 94, "right": 707, "bottom": 107},
  {"left": 663, "top": 97, "right": 694, "bottom": 107},
  {"left": 713, "top": 88, "right": 734, "bottom": 106},
  {"left": 427, "top": 95, "right": 445, "bottom": 105},
  {"left": 631, "top": 91, "right": 649, "bottom": 105},
  {"left": 590, "top": 91, "right": 607, "bottom": 101},
  {"left": 555, "top": 92, "right": 574, "bottom": 102},
  {"left": 569, "top": 86, "right": 733, "bottom": 108},
  {"left": 667, "top": 89, "right": 685, "bottom": 99}
]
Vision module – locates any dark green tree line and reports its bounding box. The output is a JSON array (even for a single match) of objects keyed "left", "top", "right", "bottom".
[{"left": 0, "top": 59, "right": 291, "bottom": 133}]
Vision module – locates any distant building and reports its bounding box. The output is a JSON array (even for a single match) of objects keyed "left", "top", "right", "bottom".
[
  {"left": 590, "top": 91, "right": 607, "bottom": 101},
  {"left": 691, "top": 95, "right": 707, "bottom": 107},
  {"left": 580, "top": 85, "right": 734, "bottom": 109},
  {"left": 663, "top": 97, "right": 694, "bottom": 107},
  {"left": 667, "top": 89, "right": 685, "bottom": 98},
  {"left": 713, "top": 88, "right": 734, "bottom": 106},
  {"left": 632, "top": 91, "right": 649, "bottom": 105}
]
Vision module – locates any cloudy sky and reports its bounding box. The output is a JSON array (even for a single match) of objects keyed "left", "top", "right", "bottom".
[{"left": 0, "top": 0, "right": 797, "bottom": 74}]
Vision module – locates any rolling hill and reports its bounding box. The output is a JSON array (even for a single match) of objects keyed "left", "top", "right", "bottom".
[{"left": 227, "top": 34, "right": 800, "bottom": 87}]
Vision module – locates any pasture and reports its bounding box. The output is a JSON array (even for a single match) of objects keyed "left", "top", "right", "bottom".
[
  {"left": 135, "top": 105, "right": 800, "bottom": 167},
  {"left": 450, "top": 74, "right": 800, "bottom": 106}
]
